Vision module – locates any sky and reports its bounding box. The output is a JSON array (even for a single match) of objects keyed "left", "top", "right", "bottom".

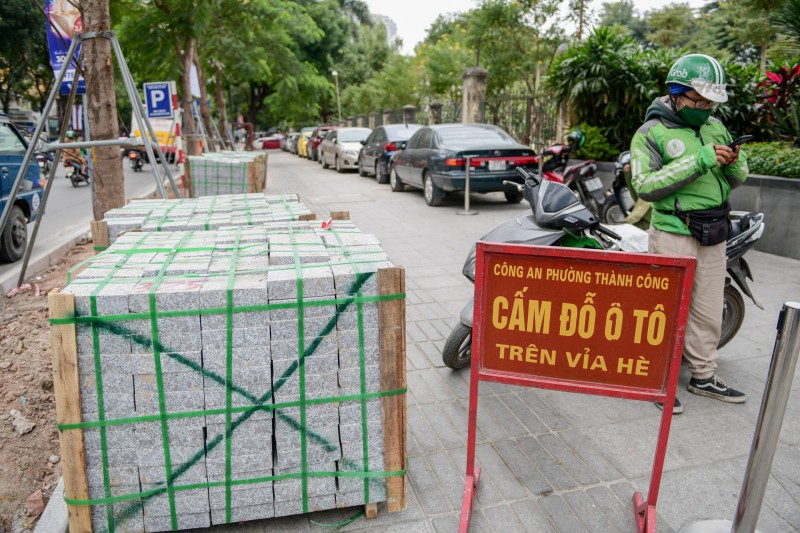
[{"left": 365, "top": 0, "right": 712, "bottom": 55}]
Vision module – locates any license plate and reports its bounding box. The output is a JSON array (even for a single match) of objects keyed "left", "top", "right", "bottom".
[
  {"left": 584, "top": 177, "right": 603, "bottom": 191},
  {"left": 488, "top": 160, "right": 506, "bottom": 171}
]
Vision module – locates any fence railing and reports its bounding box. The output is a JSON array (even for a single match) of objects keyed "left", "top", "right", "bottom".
[{"left": 348, "top": 94, "right": 561, "bottom": 147}]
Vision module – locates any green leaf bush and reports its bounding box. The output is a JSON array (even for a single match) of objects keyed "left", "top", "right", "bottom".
[
  {"left": 572, "top": 123, "right": 620, "bottom": 161},
  {"left": 745, "top": 142, "right": 800, "bottom": 178}
]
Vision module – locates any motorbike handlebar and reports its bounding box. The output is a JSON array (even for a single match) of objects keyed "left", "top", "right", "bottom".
[{"left": 595, "top": 224, "right": 621, "bottom": 241}]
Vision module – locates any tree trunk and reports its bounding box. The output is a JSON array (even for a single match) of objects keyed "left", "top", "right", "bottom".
[
  {"left": 80, "top": 0, "right": 124, "bottom": 221},
  {"left": 193, "top": 47, "right": 220, "bottom": 150},
  {"left": 181, "top": 36, "right": 198, "bottom": 156},
  {"left": 214, "top": 65, "right": 232, "bottom": 149}
]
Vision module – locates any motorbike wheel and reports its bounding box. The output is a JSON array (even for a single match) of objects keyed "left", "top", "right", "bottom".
[
  {"left": 504, "top": 190, "right": 524, "bottom": 203},
  {"left": 0, "top": 206, "right": 27, "bottom": 263},
  {"left": 719, "top": 284, "right": 745, "bottom": 349},
  {"left": 601, "top": 201, "right": 626, "bottom": 224},
  {"left": 442, "top": 323, "right": 472, "bottom": 369},
  {"left": 70, "top": 173, "right": 81, "bottom": 187}
]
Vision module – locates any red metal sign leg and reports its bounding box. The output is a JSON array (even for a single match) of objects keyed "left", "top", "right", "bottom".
[
  {"left": 459, "top": 467, "right": 481, "bottom": 533},
  {"left": 633, "top": 492, "right": 657, "bottom": 533}
]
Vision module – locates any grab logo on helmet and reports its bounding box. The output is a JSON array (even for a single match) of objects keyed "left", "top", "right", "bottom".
[{"left": 669, "top": 67, "right": 689, "bottom": 80}]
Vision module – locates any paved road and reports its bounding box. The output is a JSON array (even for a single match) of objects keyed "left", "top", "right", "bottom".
[
  {"left": 0, "top": 159, "right": 164, "bottom": 284},
  {"left": 197, "top": 150, "right": 800, "bottom": 532}
]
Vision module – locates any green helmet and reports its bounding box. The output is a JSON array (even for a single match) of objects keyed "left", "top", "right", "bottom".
[
  {"left": 65, "top": 130, "right": 77, "bottom": 140},
  {"left": 567, "top": 129, "right": 586, "bottom": 150},
  {"left": 666, "top": 54, "right": 728, "bottom": 103}
]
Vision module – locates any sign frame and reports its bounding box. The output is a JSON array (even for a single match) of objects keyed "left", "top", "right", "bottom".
[
  {"left": 459, "top": 242, "right": 696, "bottom": 533},
  {"left": 143, "top": 82, "right": 174, "bottom": 119}
]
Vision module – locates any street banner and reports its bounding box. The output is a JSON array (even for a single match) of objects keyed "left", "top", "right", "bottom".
[
  {"left": 459, "top": 243, "right": 695, "bottom": 533},
  {"left": 143, "top": 82, "right": 173, "bottom": 118},
  {"left": 44, "top": 0, "right": 85, "bottom": 95}
]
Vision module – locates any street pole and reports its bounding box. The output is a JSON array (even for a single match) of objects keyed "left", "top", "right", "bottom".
[{"left": 332, "top": 70, "right": 342, "bottom": 125}]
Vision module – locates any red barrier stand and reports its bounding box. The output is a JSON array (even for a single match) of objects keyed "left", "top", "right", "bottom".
[{"left": 459, "top": 242, "right": 696, "bottom": 533}]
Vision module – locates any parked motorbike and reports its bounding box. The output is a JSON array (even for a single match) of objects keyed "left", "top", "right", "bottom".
[
  {"left": 442, "top": 167, "right": 621, "bottom": 369},
  {"left": 65, "top": 160, "right": 90, "bottom": 187},
  {"left": 538, "top": 138, "right": 621, "bottom": 224},
  {"left": 604, "top": 150, "right": 635, "bottom": 222},
  {"left": 441, "top": 168, "right": 765, "bottom": 369},
  {"left": 128, "top": 150, "right": 144, "bottom": 172}
]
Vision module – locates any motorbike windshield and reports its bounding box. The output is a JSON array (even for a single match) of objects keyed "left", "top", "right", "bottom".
[{"left": 541, "top": 182, "right": 580, "bottom": 213}]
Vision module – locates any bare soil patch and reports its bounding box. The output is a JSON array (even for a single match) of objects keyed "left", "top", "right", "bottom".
[{"left": 0, "top": 241, "right": 93, "bottom": 531}]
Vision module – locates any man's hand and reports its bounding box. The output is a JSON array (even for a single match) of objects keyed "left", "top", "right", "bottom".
[
  {"left": 727, "top": 145, "right": 741, "bottom": 165},
  {"left": 714, "top": 145, "right": 736, "bottom": 166}
]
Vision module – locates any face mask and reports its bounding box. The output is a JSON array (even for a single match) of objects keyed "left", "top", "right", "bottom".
[{"left": 678, "top": 105, "right": 712, "bottom": 127}]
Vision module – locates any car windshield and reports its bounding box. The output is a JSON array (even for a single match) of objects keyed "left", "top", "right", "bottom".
[
  {"left": 386, "top": 126, "right": 421, "bottom": 141},
  {"left": 438, "top": 127, "right": 516, "bottom": 148},
  {"left": 338, "top": 129, "right": 371, "bottom": 143}
]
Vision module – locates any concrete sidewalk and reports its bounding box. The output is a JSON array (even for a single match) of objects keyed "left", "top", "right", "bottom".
[{"left": 37, "top": 151, "right": 800, "bottom": 533}]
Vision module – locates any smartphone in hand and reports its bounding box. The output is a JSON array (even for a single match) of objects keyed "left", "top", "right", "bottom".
[{"left": 728, "top": 135, "right": 753, "bottom": 150}]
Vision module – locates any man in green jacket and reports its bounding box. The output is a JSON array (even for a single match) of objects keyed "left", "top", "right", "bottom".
[{"left": 630, "top": 54, "right": 748, "bottom": 414}]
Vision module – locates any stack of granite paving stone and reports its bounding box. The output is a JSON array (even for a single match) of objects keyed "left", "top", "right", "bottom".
[
  {"left": 99, "top": 193, "right": 313, "bottom": 245},
  {"left": 185, "top": 152, "right": 267, "bottom": 197},
  {"left": 62, "top": 221, "right": 392, "bottom": 532}
]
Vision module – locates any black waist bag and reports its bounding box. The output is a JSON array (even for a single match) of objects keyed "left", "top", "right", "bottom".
[{"left": 666, "top": 201, "right": 732, "bottom": 246}]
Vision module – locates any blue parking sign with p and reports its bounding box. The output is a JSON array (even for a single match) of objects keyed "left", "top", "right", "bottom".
[{"left": 144, "top": 82, "right": 173, "bottom": 118}]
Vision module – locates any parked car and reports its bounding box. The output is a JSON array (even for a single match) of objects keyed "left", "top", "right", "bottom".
[
  {"left": 254, "top": 135, "right": 282, "bottom": 150},
  {"left": 297, "top": 127, "right": 315, "bottom": 158},
  {"left": 358, "top": 123, "right": 423, "bottom": 184},
  {"left": 389, "top": 123, "right": 538, "bottom": 206},
  {"left": 319, "top": 127, "right": 372, "bottom": 173},
  {"left": 307, "top": 126, "right": 335, "bottom": 161},
  {"left": 287, "top": 132, "right": 301, "bottom": 154},
  {"left": 0, "top": 113, "right": 43, "bottom": 262}
]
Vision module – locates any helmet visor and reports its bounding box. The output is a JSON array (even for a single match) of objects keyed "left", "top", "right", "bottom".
[{"left": 690, "top": 79, "right": 728, "bottom": 103}]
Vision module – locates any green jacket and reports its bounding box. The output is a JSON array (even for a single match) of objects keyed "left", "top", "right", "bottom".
[{"left": 630, "top": 97, "right": 749, "bottom": 235}]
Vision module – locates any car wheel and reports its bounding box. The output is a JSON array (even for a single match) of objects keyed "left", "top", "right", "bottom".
[
  {"left": 322, "top": 153, "right": 329, "bottom": 169},
  {"left": 376, "top": 162, "right": 389, "bottom": 184},
  {"left": 504, "top": 190, "right": 524, "bottom": 203},
  {"left": 423, "top": 172, "right": 445, "bottom": 206},
  {"left": 0, "top": 205, "right": 27, "bottom": 263},
  {"left": 389, "top": 166, "right": 404, "bottom": 192},
  {"left": 358, "top": 158, "right": 368, "bottom": 177},
  {"left": 335, "top": 157, "right": 343, "bottom": 173}
]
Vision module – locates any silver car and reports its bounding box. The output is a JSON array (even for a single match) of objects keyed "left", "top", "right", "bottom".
[{"left": 319, "top": 127, "right": 372, "bottom": 173}]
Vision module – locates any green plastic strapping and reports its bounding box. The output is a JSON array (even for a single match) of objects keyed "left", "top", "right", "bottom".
[{"left": 60, "top": 224, "right": 405, "bottom": 531}]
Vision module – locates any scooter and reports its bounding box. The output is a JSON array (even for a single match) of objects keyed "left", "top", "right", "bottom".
[
  {"left": 441, "top": 169, "right": 765, "bottom": 369},
  {"left": 65, "top": 160, "right": 90, "bottom": 187},
  {"left": 36, "top": 151, "right": 54, "bottom": 176},
  {"left": 128, "top": 149, "right": 144, "bottom": 172},
  {"left": 442, "top": 167, "right": 622, "bottom": 369}
]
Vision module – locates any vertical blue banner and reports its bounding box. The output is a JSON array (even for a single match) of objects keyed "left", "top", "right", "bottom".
[{"left": 45, "top": 0, "right": 86, "bottom": 95}]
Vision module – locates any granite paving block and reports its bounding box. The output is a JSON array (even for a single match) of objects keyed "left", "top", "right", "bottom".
[
  {"left": 273, "top": 495, "right": 336, "bottom": 518},
  {"left": 273, "top": 463, "right": 337, "bottom": 501},
  {"left": 210, "top": 503, "right": 275, "bottom": 525}
]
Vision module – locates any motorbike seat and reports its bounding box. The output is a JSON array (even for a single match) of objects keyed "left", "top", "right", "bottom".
[{"left": 564, "top": 161, "right": 595, "bottom": 179}]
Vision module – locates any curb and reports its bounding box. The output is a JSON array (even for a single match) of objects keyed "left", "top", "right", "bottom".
[
  {"left": 34, "top": 477, "right": 68, "bottom": 533},
  {"left": 0, "top": 225, "right": 91, "bottom": 295}
]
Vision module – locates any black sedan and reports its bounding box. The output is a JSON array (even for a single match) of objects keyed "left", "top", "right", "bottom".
[
  {"left": 358, "top": 123, "right": 423, "bottom": 184},
  {"left": 389, "top": 124, "right": 539, "bottom": 206}
]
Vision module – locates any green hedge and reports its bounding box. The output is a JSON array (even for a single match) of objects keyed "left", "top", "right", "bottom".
[{"left": 745, "top": 142, "right": 800, "bottom": 179}]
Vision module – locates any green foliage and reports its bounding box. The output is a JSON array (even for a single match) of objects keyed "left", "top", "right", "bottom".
[
  {"left": 773, "top": 0, "right": 800, "bottom": 54},
  {"left": 572, "top": 123, "right": 620, "bottom": 160},
  {"left": 547, "top": 27, "right": 654, "bottom": 149},
  {"left": 715, "top": 61, "right": 771, "bottom": 140},
  {"left": 745, "top": 142, "right": 800, "bottom": 177},
  {"left": 645, "top": 4, "right": 696, "bottom": 48}
]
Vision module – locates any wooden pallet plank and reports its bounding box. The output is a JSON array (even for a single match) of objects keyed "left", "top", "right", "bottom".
[
  {"left": 90, "top": 220, "right": 109, "bottom": 254},
  {"left": 48, "top": 290, "right": 92, "bottom": 532},
  {"left": 365, "top": 502, "right": 378, "bottom": 519},
  {"left": 330, "top": 210, "right": 350, "bottom": 220},
  {"left": 378, "top": 267, "right": 407, "bottom": 512}
]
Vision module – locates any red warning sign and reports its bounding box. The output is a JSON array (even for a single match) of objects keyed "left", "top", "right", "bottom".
[{"left": 460, "top": 242, "right": 696, "bottom": 533}]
